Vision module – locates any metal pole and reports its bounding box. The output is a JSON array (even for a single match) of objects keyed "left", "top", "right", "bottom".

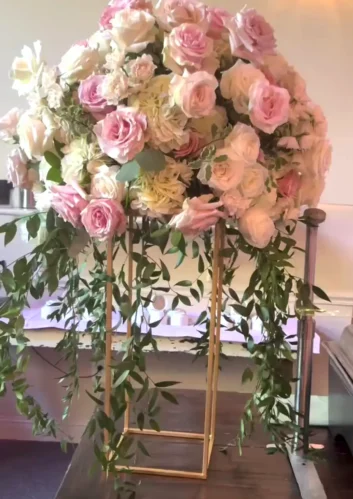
[{"left": 294, "top": 208, "right": 326, "bottom": 452}]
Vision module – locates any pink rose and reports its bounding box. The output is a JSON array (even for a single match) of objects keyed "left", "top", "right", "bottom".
[
  {"left": 170, "top": 71, "right": 218, "bottom": 118},
  {"left": 206, "top": 8, "right": 231, "bottom": 40},
  {"left": 164, "top": 23, "right": 214, "bottom": 72},
  {"left": 81, "top": 199, "right": 127, "bottom": 240},
  {"left": 249, "top": 80, "right": 290, "bottom": 134},
  {"left": 50, "top": 183, "right": 89, "bottom": 228},
  {"left": 169, "top": 194, "right": 225, "bottom": 236},
  {"left": 174, "top": 131, "right": 202, "bottom": 158},
  {"left": 7, "top": 148, "right": 37, "bottom": 189},
  {"left": 124, "top": 54, "right": 156, "bottom": 91},
  {"left": 99, "top": 6, "right": 120, "bottom": 30},
  {"left": 226, "top": 8, "right": 276, "bottom": 64},
  {"left": 78, "top": 75, "right": 115, "bottom": 120},
  {"left": 277, "top": 170, "right": 302, "bottom": 199},
  {"left": 155, "top": 0, "right": 208, "bottom": 32},
  {"left": 94, "top": 106, "right": 147, "bottom": 164},
  {"left": 0, "top": 107, "right": 23, "bottom": 143},
  {"left": 109, "top": 0, "right": 152, "bottom": 10}
]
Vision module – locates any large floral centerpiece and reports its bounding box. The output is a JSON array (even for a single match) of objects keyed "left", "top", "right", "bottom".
[{"left": 0, "top": 0, "right": 331, "bottom": 488}]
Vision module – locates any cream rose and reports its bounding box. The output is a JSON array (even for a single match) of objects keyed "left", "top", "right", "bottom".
[
  {"left": 238, "top": 207, "right": 275, "bottom": 248},
  {"left": 221, "top": 189, "right": 251, "bottom": 218},
  {"left": 240, "top": 163, "right": 267, "bottom": 199},
  {"left": 101, "top": 69, "right": 129, "bottom": 105},
  {"left": 11, "top": 41, "right": 43, "bottom": 96},
  {"left": 110, "top": 8, "right": 156, "bottom": 53},
  {"left": 170, "top": 71, "right": 218, "bottom": 119},
  {"left": 190, "top": 105, "right": 228, "bottom": 143},
  {"left": 225, "top": 123, "right": 260, "bottom": 164},
  {"left": 200, "top": 148, "right": 245, "bottom": 192},
  {"left": 61, "top": 138, "right": 96, "bottom": 184},
  {"left": 89, "top": 164, "right": 126, "bottom": 201},
  {"left": 220, "top": 60, "right": 266, "bottom": 114},
  {"left": 298, "top": 174, "right": 325, "bottom": 208},
  {"left": 303, "top": 138, "right": 332, "bottom": 178},
  {"left": 59, "top": 43, "right": 99, "bottom": 85},
  {"left": 124, "top": 54, "right": 156, "bottom": 92},
  {"left": 17, "top": 111, "right": 54, "bottom": 160}
]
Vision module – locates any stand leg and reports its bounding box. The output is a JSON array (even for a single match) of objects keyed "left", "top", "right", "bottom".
[
  {"left": 289, "top": 208, "right": 327, "bottom": 499},
  {"left": 124, "top": 215, "right": 134, "bottom": 431},
  {"left": 202, "top": 222, "right": 221, "bottom": 476},
  {"left": 104, "top": 238, "right": 114, "bottom": 445},
  {"left": 210, "top": 221, "right": 225, "bottom": 454}
]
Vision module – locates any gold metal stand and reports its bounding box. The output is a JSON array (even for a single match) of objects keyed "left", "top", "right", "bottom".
[{"left": 104, "top": 218, "right": 225, "bottom": 479}]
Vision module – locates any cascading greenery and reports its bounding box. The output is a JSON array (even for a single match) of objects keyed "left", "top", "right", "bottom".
[{"left": 0, "top": 212, "right": 329, "bottom": 495}]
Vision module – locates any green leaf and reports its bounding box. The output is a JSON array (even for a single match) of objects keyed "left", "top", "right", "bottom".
[
  {"left": 116, "top": 160, "right": 140, "bottom": 182},
  {"left": 221, "top": 248, "right": 234, "bottom": 258},
  {"left": 137, "top": 441, "right": 151, "bottom": 457},
  {"left": 137, "top": 412, "right": 145, "bottom": 431},
  {"left": 60, "top": 440, "right": 68, "bottom": 453},
  {"left": 151, "top": 227, "right": 169, "bottom": 239},
  {"left": 197, "top": 280, "right": 204, "bottom": 297},
  {"left": 47, "top": 167, "right": 63, "bottom": 183},
  {"left": 155, "top": 381, "right": 181, "bottom": 388},
  {"left": 241, "top": 367, "right": 254, "bottom": 384},
  {"left": 149, "top": 419, "right": 160, "bottom": 432},
  {"left": 148, "top": 388, "right": 159, "bottom": 413},
  {"left": 161, "top": 391, "right": 178, "bottom": 405},
  {"left": 192, "top": 241, "right": 199, "bottom": 259},
  {"left": 4, "top": 224, "right": 17, "bottom": 246},
  {"left": 211, "top": 124, "right": 218, "bottom": 139},
  {"left": 195, "top": 310, "right": 207, "bottom": 325},
  {"left": 171, "top": 231, "right": 182, "bottom": 247},
  {"left": 178, "top": 295, "right": 191, "bottom": 306},
  {"left": 160, "top": 260, "right": 170, "bottom": 281},
  {"left": 171, "top": 296, "right": 179, "bottom": 310},
  {"left": 129, "top": 371, "right": 145, "bottom": 385},
  {"left": 44, "top": 151, "right": 61, "bottom": 169},
  {"left": 190, "top": 288, "right": 200, "bottom": 302},
  {"left": 214, "top": 154, "right": 228, "bottom": 163},
  {"left": 85, "top": 390, "right": 104, "bottom": 406},
  {"left": 136, "top": 377, "right": 149, "bottom": 402},
  {"left": 1, "top": 268, "right": 15, "bottom": 292},
  {"left": 198, "top": 255, "right": 205, "bottom": 273},
  {"left": 135, "top": 149, "right": 166, "bottom": 173},
  {"left": 26, "top": 215, "right": 41, "bottom": 239},
  {"left": 54, "top": 139, "right": 65, "bottom": 158},
  {"left": 175, "top": 280, "right": 192, "bottom": 287},
  {"left": 113, "top": 370, "right": 130, "bottom": 388},
  {"left": 312, "top": 285, "right": 331, "bottom": 303}
]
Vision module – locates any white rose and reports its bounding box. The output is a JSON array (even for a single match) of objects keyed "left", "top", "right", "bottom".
[
  {"left": 200, "top": 148, "right": 245, "bottom": 192},
  {"left": 105, "top": 42, "right": 126, "bottom": 72},
  {"left": 254, "top": 188, "right": 277, "bottom": 212},
  {"left": 190, "top": 106, "right": 228, "bottom": 143},
  {"left": 89, "top": 30, "right": 112, "bottom": 64},
  {"left": 238, "top": 207, "right": 275, "bottom": 248},
  {"left": 17, "top": 111, "right": 54, "bottom": 160},
  {"left": 221, "top": 189, "right": 251, "bottom": 218},
  {"left": 0, "top": 108, "right": 23, "bottom": 143},
  {"left": 110, "top": 8, "right": 156, "bottom": 54},
  {"left": 59, "top": 44, "right": 99, "bottom": 85},
  {"left": 240, "top": 164, "right": 267, "bottom": 199},
  {"left": 303, "top": 138, "right": 332, "bottom": 178},
  {"left": 39, "top": 66, "right": 64, "bottom": 110},
  {"left": 90, "top": 164, "right": 126, "bottom": 201},
  {"left": 34, "top": 189, "right": 53, "bottom": 212},
  {"left": 61, "top": 138, "right": 96, "bottom": 184},
  {"left": 220, "top": 60, "right": 266, "bottom": 114},
  {"left": 11, "top": 41, "right": 43, "bottom": 96},
  {"left": 124, "top": 54, "right": 156, "bottom": 92},
  {"left": 225, "top": 123, "right": 260, "bottom": 164},
  {"left": 101, "top": 70, "right": 129, "bottom": 105}
]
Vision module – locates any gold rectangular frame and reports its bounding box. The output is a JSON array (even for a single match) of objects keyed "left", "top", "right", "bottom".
[{"left": 104, "top": 217, "right": 225, "bottom": 479}]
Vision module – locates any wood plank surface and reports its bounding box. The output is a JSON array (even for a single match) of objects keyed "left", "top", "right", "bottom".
[{"left": 55, "top": 391, "right": 353, "bottom": 499}]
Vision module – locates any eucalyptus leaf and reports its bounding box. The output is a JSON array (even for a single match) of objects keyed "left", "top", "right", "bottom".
[
  {"left": 135, "top": 149, "right": 166, "bottom": 173},
  {"left": 116, "top": 160, "right": 140, "bottom": 182}
]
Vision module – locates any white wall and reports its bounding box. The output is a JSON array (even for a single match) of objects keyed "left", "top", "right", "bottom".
[{"left": 0, "top": 1, "right": 353, "bottom": 205}]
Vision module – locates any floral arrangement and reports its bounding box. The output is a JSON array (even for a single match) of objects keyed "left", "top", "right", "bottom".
[
  {"left": 0, "top": 0, "right": 331, "bottom": 491},
  {"left": 0, "top": 0, "right": 330, "bottom": 245}
]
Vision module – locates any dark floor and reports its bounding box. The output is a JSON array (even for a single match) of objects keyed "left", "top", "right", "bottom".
[
  {"left": 1, "top": 392, "right": 353, "bottom": 499},
  {"left": 0, "top": 440, "right": 75, "bottom": 499}
]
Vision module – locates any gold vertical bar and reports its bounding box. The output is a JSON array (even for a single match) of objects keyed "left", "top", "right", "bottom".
[
  {"left": 104, "top": 238, "right": 114, "bottom": 445},
  {"left": 124, "top": 214, "right": 134, "bottom": 431},
  {"left": 210, "top": 220, "right": 225, "bottom": 443},
  {"left": 202, "top": 222, "right": 221, "bottom": 476}
]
